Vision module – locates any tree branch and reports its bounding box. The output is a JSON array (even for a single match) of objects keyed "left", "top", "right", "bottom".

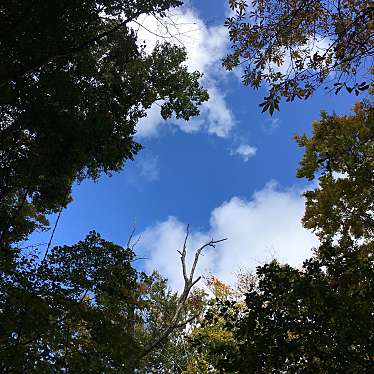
[
  {"left": 0, "top": 11, "right": 143, "bottom": 87},
  {"left": 140, "top": 225, "right": 227, "bottom": 358}
]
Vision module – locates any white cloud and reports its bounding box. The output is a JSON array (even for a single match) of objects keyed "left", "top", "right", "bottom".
[
  {"left": 332, "top": 171, "right": 348, "bottom": 180},
  {"left": 202, "top": 84, "right": 235, "bottom": 137},
  {"left": 137, "top": 181, "right": 319, "bottom": 290},
  {"left": 172, "top": 83, "right": 235, "bottom": 138},
  {"left": 136, "top": 103, "right": 165, "bottom": 138},
  {"left": 133, "top": 8, "right": 228, "bottom": 75},
  {"left": 138, "top": 153, "right": 159, "bottom": 181},
  {"left": 137, "top": 217, "right": 213, "bottom": 291},
  {"left": 127, "top": 151, "right": 160, "bottom": 185},
  {"left": 260, "top": 116, "right": 281, "bottom": 134},
  {"left": 230, "top": 143, "right": 257, "bottom": 161},
  {"left": 131, "top": 6, "right": 234, "bottom": 139}
]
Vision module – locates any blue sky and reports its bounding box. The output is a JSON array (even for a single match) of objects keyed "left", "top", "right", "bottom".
[{"left": 35, "top": 0, "right": 361, "bottom": 289}]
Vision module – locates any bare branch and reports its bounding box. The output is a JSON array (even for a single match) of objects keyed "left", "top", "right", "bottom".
[
  {"left": 42, "top": 206, "right": 63, "bottom": 262},
  {"left": 189, "top": 238, "right": 227, "bottom": 282},
  {"left": 131, "top": 234, "right": 142, "bottom": 250},
  {"left": 126, "top": 223, "right": 143, "bottom": 251},
  {"left": 140, "top": 226, "right": 226, "bottom": 359},
  {"left": 179, "top": 224, "right": 189, "bottom": 283},
  {"left": 127, "top": 225, "right": 137, "bottom": 248}
]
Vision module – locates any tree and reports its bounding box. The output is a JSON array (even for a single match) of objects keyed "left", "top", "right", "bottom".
[
  {"left": 0, "top": 2, "right": 215, "bottom": 371},
  {"left": 190, "top": 101, "right": 374, "bottom": 372},
  {"left": 0, "top": 228, "right": 225, "bottom": 373},
  {"left": 183, "top": 276, "right": 247, "bottom": 374},
  {"left": 295, "top": 100, "right": 374, "bottom": 241},
  {"left": 209, "top": 245, "right": 373, "bottom": 373},
  {"left": 137, "top": 226, "right": 226, "bottom": 373},
  {"left": 0, "top": 232, "right": 140, "bottom": 372},
  {"left": 224, "top": 0, "right": 373, "bottom": 113},
  {"left": 0, "top": 0, "right": 208, "bottom": 249}
]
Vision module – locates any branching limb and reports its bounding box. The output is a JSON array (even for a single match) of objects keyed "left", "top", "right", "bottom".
[
  {"left": 140, "top": 225, "right": 226, "bottom": 358},
  {"left": 127, "top": 224, "right": 142, "bottom": 251}
]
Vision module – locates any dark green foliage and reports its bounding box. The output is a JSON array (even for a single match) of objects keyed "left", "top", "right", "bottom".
[
  {"left": 0, "top": 1, "right": 210, "bottom": 371},
  {"left": 242, "top": 246, "right": 372, "bottom": 373},
  {"left": 203, "top": 239, "right": 373, "bottom": 373},
  {"left": 0, "top": 0, "right": 208, "bottom": 248},
  {"left": 0, "top": 232, "right": 139, "bottom": 372},
  {"left": 0, "top": 0, "right": 183, "bottom": 86},
  {"left": 0, "top": 232, "right": 204, "bottom": 373}
]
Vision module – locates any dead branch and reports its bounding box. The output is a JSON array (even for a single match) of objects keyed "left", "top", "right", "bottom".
[
  {"left": 127, "top": 224, "right": 142, "bottom": 251},
  {"left": 140, "top": 225, "right": 226, "bottom": 358}
]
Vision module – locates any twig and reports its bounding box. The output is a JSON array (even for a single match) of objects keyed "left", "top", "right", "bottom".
[{"left": 42, "top": 206, "right": 63, "bottom": 262}]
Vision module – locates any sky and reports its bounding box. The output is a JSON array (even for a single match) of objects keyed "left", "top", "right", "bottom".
[{"left": 34, "top": 0, "right": 361, "bottom": 290}]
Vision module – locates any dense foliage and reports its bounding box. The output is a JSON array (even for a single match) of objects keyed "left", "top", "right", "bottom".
[
  {"left": 0, "top": 232, "right": 205, "bottom": 373},
  {"left": 1, "top": 1, "right": 373, "bottom": 372},
  {"left": 296, "top": 101, "right": 374, "bottom": 241},
  {"left": 189, "top": 101, "right": 374, "bottom": 373},
  {"left": 224, "top": 0, "right": 373, "bottom": 113},
  {"left": 0, "top": 0, "right": 208, "bottom": 249},
  {"left": 0, "top": 0, "right": 210, "bottom": 372}
]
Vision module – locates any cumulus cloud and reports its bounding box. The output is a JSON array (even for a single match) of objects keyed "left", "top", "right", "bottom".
[
  {"left": 137, "top": 217, "right": 213, "bottom": 291},
  {"left": 230, "top": 143, "right": 257, "bottom": 161},
  {"left": 171, "top": 83, "right": 235, "bottom": 137},
  {"left": 133, "top": 8, "right": 228, "bottom": 77},
  {"left": 137, "top": 181, "right": 319, "bottom": 290},
  {"left": 202, "top": 84, "right": 235, "bottom": 137},
  {"left": 131, "top": 6, "right": 234, "bottom": 139}
]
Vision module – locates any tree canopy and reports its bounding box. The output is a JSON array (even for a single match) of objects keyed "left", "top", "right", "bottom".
[
  {"left": 188, "top": 101, "right": 374, "bottom": 373},
  {"left": 0, "top": 0, "right": 208, "bottom": 249},
  {"left": 296, "top": 100, "right": 374, "bottom": 241},
  {"left": 224, "top": 0, "right": 373, "bottom": 113},
  {"left": 0, "top": 230, "right": 215, "bottom": 373},
  {"left": 1, "top": 1, "right": 373, "bottom": 372},
  {"left": 0, "top": 1, "right": 214, "bottom": 371}
]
